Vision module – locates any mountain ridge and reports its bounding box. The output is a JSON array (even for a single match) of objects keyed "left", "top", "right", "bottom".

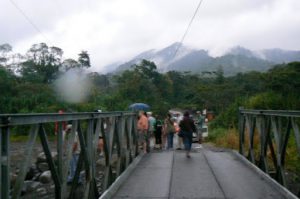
[{"left": 109, "top": 43, "right": 300, "bottom": 75}]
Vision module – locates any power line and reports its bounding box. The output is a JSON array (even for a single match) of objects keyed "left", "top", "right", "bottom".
[
  {"left": 173, "top": 0, "right": 204, "bottom": 59},
  {"left": 9, "top": 0, "right": 51, "bottom": 44}
]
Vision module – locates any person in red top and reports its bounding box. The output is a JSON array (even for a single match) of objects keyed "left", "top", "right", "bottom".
[
  {"left": 54, "top": 110, "right": 67, "bottom": 140},
  {"left": 137, "top": 111, "right": 149, "bottom": 153}
]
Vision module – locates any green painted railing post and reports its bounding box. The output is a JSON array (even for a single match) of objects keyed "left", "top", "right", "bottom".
[
  {"left": 1, "top": 125, "right": 10, "bottom": 199},
  {"left": 238, "top": 109, "right": 300, "bottom": 190},
  {"left": 0, "top": 111, "right": 137, "bottom": 199}
]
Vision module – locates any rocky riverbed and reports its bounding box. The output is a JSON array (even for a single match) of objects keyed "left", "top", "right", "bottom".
[{"left": 9, "top": 141, "right": 106, "bottom": 199}]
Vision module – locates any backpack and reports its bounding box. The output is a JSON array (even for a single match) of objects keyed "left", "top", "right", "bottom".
[{"left": 166, "top": 119, "right": 175, "bottom": 133}]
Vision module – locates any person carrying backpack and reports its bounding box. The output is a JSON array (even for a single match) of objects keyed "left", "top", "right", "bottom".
[{"left": 164, "top": 113, "right": 176, "bottom": 149}]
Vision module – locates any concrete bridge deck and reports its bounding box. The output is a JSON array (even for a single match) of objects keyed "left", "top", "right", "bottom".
[{"left": 109, "top": 145, "right": 293, "bottom": 199}]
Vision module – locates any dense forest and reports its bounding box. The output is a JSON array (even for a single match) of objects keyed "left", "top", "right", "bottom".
[{"left": 0, "top": 42, "right": 300, "bottom": 129}]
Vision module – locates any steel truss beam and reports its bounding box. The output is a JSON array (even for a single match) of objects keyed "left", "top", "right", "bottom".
[{"left": 0, "top": 112, "right": 138, "bottom": 199}]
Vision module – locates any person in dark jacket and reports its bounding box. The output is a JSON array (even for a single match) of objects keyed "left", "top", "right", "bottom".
[
  {"left": 154, "top": 119, "right": 163, "bottom": 149},
  {"left": 179, "top": 111, "right": 196, "bottom": 158}
]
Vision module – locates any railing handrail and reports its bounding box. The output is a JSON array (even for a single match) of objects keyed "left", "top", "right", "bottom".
[
  {"left": 0, "top": 111, "right": 136, "bottom": 126},
  {"left": 239, "top": 108, "right": 300, "bottom": 117}
]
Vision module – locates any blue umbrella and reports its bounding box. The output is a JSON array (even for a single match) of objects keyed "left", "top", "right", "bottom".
[{"left": 128, "top": 103, "right": 150, "bottom": 111}]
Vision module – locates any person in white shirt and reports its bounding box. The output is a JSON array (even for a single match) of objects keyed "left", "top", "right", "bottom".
[{"left": 147, "top": 112, "right": 156, "bottom": 149}]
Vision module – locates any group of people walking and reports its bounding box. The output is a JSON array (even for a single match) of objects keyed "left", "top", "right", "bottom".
[
  {"left": 55, "top": 109, "right": 202, "bottom": 185},
  {"left": 137, "top": 110, "right": 197, "bottom": 158}
]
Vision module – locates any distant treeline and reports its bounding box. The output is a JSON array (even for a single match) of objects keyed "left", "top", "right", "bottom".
[{"left": 1, "top": 43, "right": 299, "bottom": 129}]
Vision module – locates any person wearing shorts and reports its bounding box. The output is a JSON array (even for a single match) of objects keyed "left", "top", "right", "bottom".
[{"left": 137, "top": 111, "right": 149, "bottom": 153}]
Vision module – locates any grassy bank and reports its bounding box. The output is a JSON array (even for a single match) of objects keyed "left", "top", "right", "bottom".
[
  {"left": 10, "top": 134, "right": 56, "bottom": 142},
  {"left": 206, "top": 128, "right": 239, "bottom": 150}
]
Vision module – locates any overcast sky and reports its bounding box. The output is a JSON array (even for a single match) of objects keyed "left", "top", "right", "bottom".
[{"left": 1, "top": 0, "right": 300, "bottom": 72}]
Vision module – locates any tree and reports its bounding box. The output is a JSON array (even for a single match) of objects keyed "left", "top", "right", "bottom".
[
  {"left": 26, "top": 43, "right": 49, "bottom": 65},
  {"left": 49, "top": 46, "right": 63, "bottom": 66},
  {"left": 133, "top": 59, "right": 157, "bottom": 77},
  {"left": 20, "top": 43, "right": 63, "bottom": 83},
  {"left": 0, "top": 43, "right": 13, "bottom": 67},
  {"left": 0, "top": 66, "right": 16, "bottom": 112},
  {"left": 89, "top": 72, "right": 110, "bottom": 91},
  {"left": 62, "top": 59, "right": 80, "bottom": 71},
  {"left": 215, "top": 65, "right": 224, "bottom": 84},
  {"left": 265, "top": 62, "right": 300, "bottom": 93},
  {"left": 0, "top": 43, "right": 12, "bottom": 54},
  {"left": 78, "top": 51, "right": 91, "bottom": 68}
]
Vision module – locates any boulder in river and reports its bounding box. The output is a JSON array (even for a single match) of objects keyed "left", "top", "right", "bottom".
[
  {"left": 39, "top": 171, "right": 52, "bottom": 184},
  {"left": 22, "top": 180, "right": 41, "bottom": 193},
  {"left": 37, "top": 162, "right": 49, "bottom": 172},
  {"left": 25, "top": 164, "right": 40, "bottom": 180},
  {"left": 37, "top": 152, "right": 57, "bottom": 163}
]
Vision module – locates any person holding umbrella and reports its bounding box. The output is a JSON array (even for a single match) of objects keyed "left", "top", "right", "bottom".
[
  {"left": 129, "top": 103, "right": 150, "bottom": 111},
  {"left": 137, "top": 111, "right": 149, "bottom": 153}
]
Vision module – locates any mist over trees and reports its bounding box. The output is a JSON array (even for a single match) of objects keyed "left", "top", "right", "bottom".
[{"left": 0, "top": 43, "right": 299, "bottom": 128}]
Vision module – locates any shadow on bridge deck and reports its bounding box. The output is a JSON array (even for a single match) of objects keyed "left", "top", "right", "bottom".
[{"left": 106, "top": 145, "right": 295, "bottom": 199}]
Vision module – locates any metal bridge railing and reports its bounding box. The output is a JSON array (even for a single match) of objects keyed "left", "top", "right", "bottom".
[
  {"left": 0, "top": 112, "right": 138, "bottom": 199},
  {"left": 239, "top": 108, "right": 300, "bottom": 187}
]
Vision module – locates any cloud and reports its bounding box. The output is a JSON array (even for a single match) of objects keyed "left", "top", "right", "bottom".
[
  {"left": 1, "top": 0, "right": 300, "bottom": 72},
  {"left": 185, "top": 0, "right": 300, "bottom": 55}
]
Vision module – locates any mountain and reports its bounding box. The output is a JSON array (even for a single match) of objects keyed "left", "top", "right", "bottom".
[
  {"left": 260, "top": 48, "right": 300, "bottom": 63},
  {"left": 166, "top": 50, "right": 212, "bottom": 72},
  {"left": 226, "top": 46, "right": 257, "bottom": 58},
  {"left": 112, "top": 43, "right": 300, "bottom": 76},
  {"left": 114, "top": 42, "right": 194, "bottom": 73}
]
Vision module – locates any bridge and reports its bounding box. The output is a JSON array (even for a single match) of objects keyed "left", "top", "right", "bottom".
[
  {"left": 0, "top": 109, "right": 299, "bottom": 199},
  {"left": 103, "top": 146, "right": 296, "bottom": 199}
]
